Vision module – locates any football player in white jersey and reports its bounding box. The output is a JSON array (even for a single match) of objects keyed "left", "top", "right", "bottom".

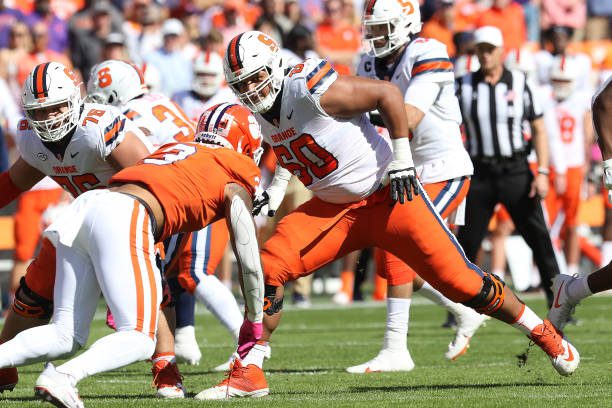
[
  {"left": 543, "top": 55, "right": 594, "bottom": 276},
  {"left": 0, "top": 62, "right": 152, "bottom": 392},
  {"left": 196, "top": 30, "right": 580, "bottom": 400},
  {"left": 352, "top": 0, "right": 486, "bottom": 372},
  {"left": 547, "top": 74, "right": 612, "bottom": 330},
  {"left": 87, "top": 60, "right": 245, "bottom": 371},
  {"left": 172, "top": 51, "right": 238, "bottom": 122}
]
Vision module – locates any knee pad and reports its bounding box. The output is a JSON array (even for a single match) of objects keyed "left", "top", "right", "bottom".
[
  {"left": 13, "top": 277, "right": 53, "bottom": 319},
  {"left": 263, "top": 285, "right": 284, "bottom": 316},
  {"left": 462, "top": 273, "right": 506, "bottom": 315}
]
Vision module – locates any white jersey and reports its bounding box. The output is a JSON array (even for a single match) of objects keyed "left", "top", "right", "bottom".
[
  {"left": 123, "top": 93, "right": 196, "bottom": 147},
  {"left": 17, "top": 103, "right": 151, "bottom": 197},
  {"left": 172, "top": 87, "right": 237, "bottom": 122},
  {"left": 543, "top": 87, "right": 591, "bottom": 168},
  {"left": 256, "top": 58, "right": 392, "bottom": 204},
  {"left": 357, "top": 38, "right": 473, "bottom": 184}
]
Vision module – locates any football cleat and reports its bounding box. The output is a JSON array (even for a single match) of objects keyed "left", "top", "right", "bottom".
[
  {"left": 213, "top": 345, "right": 271, "bottom": 372},
  {"left": 151, "top": 360, "right": 185, "bottom": 398},
  {"left": 547, "top": 274, "right": 579, "bottom": 332},
  {"left": 529, "top": 319, "right": 580, "bottom": 376},
  {"left": 195, "top": 358, "right": 268, "bottom": 400},
  {"left": 346, "top": 349, "right": 415, "bottom": 373},
  {"left": 34, "top": 363, "right": 84, "bottom": 408},
  {"left": 174, "top": 325, "right": 201, "bottom": 365},
  {"left": 445, "top": 307, "right": 490, "bottom": 360},
  {"left": 0, "top": 367, "right": 18, "bottom": 392}
]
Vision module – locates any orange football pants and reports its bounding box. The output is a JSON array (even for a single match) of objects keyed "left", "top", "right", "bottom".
[
  {"left": 545, "top": 166, "right": 584, "bottom": 229},
  {"left": 376, "top": 177, "right": 471, "bottom": 285},
  {"left": 23, "top": 237, "right": 56, "bottom": 301},
  {"left": 261, "top": 184, "right": 484, "bottom": 303}
]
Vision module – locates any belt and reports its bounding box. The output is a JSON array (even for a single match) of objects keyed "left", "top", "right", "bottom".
[
  {"left": 119, "top": 192, "right": 160, "bottom": 241},
  {"left": 474, "top": 152, "right": 528, "bottom": 166}
]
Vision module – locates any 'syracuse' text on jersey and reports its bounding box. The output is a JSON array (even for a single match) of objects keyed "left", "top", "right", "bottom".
[
  {"left": 256, "top": 58, "right": 392, "bottom": 204},
  {"left": 123, "top": 93, "right": 196, "bottom": 147},
  {"left": 110, "top": 143, "right": 261, "bottom": 241},
  {"left": 357, "top": 38, "right": 473, "bottom": 183},
  {"left": 17, "top": 103, "right": 151, "bottom": 197}
]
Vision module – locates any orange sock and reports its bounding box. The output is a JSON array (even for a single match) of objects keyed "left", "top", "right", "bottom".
[{"left": 339, "top": 270, "right": 354, "bottom": 299}]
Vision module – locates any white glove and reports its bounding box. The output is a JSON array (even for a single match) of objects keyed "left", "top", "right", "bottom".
[
  {"left": 604, "top": 159, "right": 612, "bottom": 191},
  {"left": 387, "top": 138, "right": 419, "bottom": 204},
  {"left": 252, "top": 165, "right": 291, "bottom": 216}
]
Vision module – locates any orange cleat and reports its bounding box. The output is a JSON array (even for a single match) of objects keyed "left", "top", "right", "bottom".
[
  {"left": 194, "top": 358, "right": 269, "bottom": 400},
  {"left": 529, "top": 319, "right": 580, "bottom": 376},
  {"left": 151, "top": 360, "right": 185, "bottom": 398},
  {"left": 0, "top": 367, "right": 18, "bottom": 392}
]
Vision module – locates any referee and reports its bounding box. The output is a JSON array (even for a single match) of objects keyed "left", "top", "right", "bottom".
[{"left": 455, "top": 26, "right": 560, "bottom": 307}]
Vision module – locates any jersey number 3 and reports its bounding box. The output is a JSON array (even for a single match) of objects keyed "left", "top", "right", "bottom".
[{"left": 272, "top": 134, "right": 338, "bottom": 186}]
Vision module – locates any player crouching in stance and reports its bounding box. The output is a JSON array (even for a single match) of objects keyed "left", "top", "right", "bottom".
[
  {"left": 198, "top": 30, "right": 579, "bottom": 400},
  {"left": 0, "top": 104, "right": 266, "bottom": 407}
]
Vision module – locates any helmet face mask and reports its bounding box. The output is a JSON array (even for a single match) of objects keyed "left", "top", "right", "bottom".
[
  {"left": 22, "top": 62, "right": 82, "bottom": 143},
  {"left": 224, "top": 31, "right": 284, "bottom": 113},
  {"left": 362, "top": 0, "right": 422, "bottom": 58},
  {"left": 550, "top": 55, "right": 578, "bottom": 100}
]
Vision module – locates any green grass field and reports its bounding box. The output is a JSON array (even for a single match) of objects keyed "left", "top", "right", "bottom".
[{"left": 1, "top": 294, "right": 611, "bottom": 407}]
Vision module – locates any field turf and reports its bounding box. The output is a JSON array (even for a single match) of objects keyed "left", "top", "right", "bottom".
[{"left": 1, "top": 294, "right": 611, "bottom": 407}]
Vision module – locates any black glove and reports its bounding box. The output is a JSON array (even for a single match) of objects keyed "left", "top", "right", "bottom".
[
  {"left": 388, "top": 167, "right": 419, "bottom": 204},
  {"left": 252, "top": 191, "right": 271, "bottom": 216}
]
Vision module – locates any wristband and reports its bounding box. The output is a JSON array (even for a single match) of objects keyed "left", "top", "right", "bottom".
[
  {"left": 391, "top": 138, "right": 414, "bottom": 167},
  {"left": 537, "top": 167, "right": 550, "bottom": 176}
]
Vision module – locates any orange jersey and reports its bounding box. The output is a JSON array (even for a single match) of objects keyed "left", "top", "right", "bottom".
[{"left": 110, "top": 143, "right": 260, "bottom": 241}]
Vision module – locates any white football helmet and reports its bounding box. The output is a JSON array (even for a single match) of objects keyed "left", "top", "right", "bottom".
[
  {"left": 223, "top": 31, "right": 285, "bottom": 113},
  {"left": 454, "top": 54, "right": 480, "bottom": 78},
  {"left": 504, "top": 48, "right": 536, "bottom": 81},
  {"left": 193, "top": 51, "right": 224, "bottom": 98},
  {"left": 22, "top": 62, "right": 82, "bottom": 143},
  {"left": 362, "top": 0, "right": 422, "bottom": 58},
  {"left": 86, "top": 60, "right": 146, "bottom": 107},
  {"left": 550, "top": 55, "right": 579, "bottom": 100}
]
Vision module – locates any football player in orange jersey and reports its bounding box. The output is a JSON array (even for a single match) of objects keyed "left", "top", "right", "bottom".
[
  {"left": 0, "top": 104, "right": 266, "bottom": 407},
  {"left": 198, "top": 30, "right": 580, "bottom": 399},
  {"left": 548, "top": 75, "right": 612, "bottom": 330}
]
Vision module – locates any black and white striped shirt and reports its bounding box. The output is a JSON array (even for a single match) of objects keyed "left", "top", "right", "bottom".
[{"left": 456, "top": 68, "right": 542, "bottom": 159}]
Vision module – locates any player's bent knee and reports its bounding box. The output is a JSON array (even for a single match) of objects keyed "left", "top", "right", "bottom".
[
  {"left": 13, "top": 277, "right": 53, "bottom": 320},
  {"left": 462, "top": 273, "right": 506, "bottom": 315},
  {"left": 264, "top": 285, "right": 284, "bottom": 316}
]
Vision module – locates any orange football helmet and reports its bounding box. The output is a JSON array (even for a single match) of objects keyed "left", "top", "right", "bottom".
[{"left": 195, "top": 103, "right": 264, "bottom": 164}]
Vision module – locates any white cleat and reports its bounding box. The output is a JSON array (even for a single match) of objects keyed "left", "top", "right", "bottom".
[
  {"left": 152, "top": 360, "right": 185, "bottom": 399},
  {"left": 548, "top": 274, "right": 579, "bottom": 332},
  {"left": 174, "top": 325, "right": 201, "bottom": 366},
  {"left": 445, "top": 306, "right": 490, "bottom": 360},
  {"left": 332, "top": 291, "right": 351, "bottom": 305},
  {"left": 34, "top": 363, "right": 84, "bottom": 408},
  {"left": 346, "top": 349, "right": 415, "bottom": 373}
]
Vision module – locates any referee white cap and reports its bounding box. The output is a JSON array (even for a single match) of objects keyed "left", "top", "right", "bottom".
[{"left": 474, "top": 26, "right": 504, "bottom": 48}]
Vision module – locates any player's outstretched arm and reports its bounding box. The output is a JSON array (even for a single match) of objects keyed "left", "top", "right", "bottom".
[
  {"left": 224, "top": 182, "right": 265, "bottom": 359},
  {"left": 0, "top": 157, "right": 45, "bottom": 208}
]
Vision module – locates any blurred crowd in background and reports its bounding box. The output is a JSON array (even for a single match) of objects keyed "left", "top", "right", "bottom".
[{"left": 0, "top": 0, "right": 610, "bottom": 308}]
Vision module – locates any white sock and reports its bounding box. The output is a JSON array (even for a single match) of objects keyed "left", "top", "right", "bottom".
[
  {"left": 567, "top": 276, "right": 593, "bottom": 301},
  {"left": 0, "top": 324, "right": 79, "bottom": 368},
  {"left": 223, "top": 279, "right": 233, "bottom": 291},
  {"left": 241, "top": 342, "right": 269, "bottom": 368},
  {"left": 57, "top": 331, "right": 155, "bottom": 383},
  {"left": 602, "top": 241, "right": 612, "bottom": 267},
  {"left": 194, "top": 275, "right": 243, "bottom": 342},
  {"left": 492, "top": 269, "right": 505, "bottom": 281},
  {"left": 511, "top": 305, "right": 543, "bottom": 336},
  {"left": 152, "top": 353, "right": 176, "bottom": 364},
  {"left": 416, "top": 281, "right": 463, "bottom": 316},
  {"left": 382, "top": 298, "right": 410, "bottom": 352},
  {"left": 567, "top": 264, "right": 579, "bottom": 277}
]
